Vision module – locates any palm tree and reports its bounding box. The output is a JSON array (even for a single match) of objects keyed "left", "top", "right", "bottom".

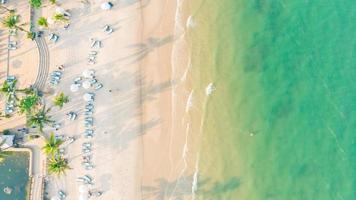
[
  {"left": 47, "top": 156, "right": 70, "bottom": 175},
  {"left": 18, "top": 92, "right": 39, "bottom": 114},
  {"left": 37, "top": 17, "right": 48, "bottom": 28},
  {"left": 0, "top": 79, "right": 18, "bottom": 101},
  {"left": 26, "top": 106, "right": 54, "bottom": 132},
  {"left": 42, "top": 133, "right": 63, "bottom": 156},
  {"left": 49, "top": 0, "right": 56, "bottom": 4},
  {"left": 1, "top": 13, "right": 29, "bottom": 33},
  {"left": 53, "top": 92, "right": 69, "bottom": 109},
  {"left": 52, "top": 13, "right": 69, "bottom": 23},
  {"left": 29, "top": 0, "right": 42, "bottom": 9}
]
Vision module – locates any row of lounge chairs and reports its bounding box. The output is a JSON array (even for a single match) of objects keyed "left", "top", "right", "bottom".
[
  {"left": 82, "top": 92, "right": 95, "bottom": 170},
  {"left": 49, "top": 70, "right": 63, "bottom": 87}
]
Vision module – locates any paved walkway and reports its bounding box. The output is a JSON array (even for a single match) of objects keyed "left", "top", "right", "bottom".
[
  {"left": 24, "top": 138, "right": 46, "bottom": 200},
  {"left": 33, "top": 37, "right": 50, "bottom": 90},
  {"left": 30, "top": 7, "right": 50, "bottom": 91},
  {"left": 27, "top": 7, "right": 49, "bottom": 200}
]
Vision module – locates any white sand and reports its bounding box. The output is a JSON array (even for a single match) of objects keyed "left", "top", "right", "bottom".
[{"left": 0, "top": 0, "right": 192, "bottom": 199}]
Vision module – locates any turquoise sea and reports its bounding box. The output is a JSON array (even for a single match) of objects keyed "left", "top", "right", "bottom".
[{"left": 187, "top": 0, "right": 356, "bottom": 199}]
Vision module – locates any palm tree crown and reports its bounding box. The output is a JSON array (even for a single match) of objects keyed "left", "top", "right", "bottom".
[
  {"left": 29, "top": 0, "right": 42, "bottom": 9},
  {"left": 18, "top": 92, "right": 39, "bottom": 114},
  {"left": 0, "top": 79, "right": 17, "bottom": 101},
  {"left": 42, "top": 133, "right": 63, "bottom": 155},
  {"left": 37, "top": 17, "right": 48, "bottom": 28},
  {"left": 53, "top": 13, "right": 68, "bottom": 23},
  {"left": 47, "top": 156, "right": 70, "bottom": 175},
  {"left": 26, "top": 106, "right": 54, "bottom": 132},
  {"left": 53, "top": 92, "right": 69, "bottom": 109},
  {"left": 2, "top": 13, "right": 19, "bottom": 29}
]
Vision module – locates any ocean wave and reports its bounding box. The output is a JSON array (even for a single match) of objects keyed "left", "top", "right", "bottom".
[
  {"left": 185, "top": 90, "right": 194, "bottom": 113},
  {"left": 205, "top": 83, "right": 216, "bottom": 96},
  {"left": 186, "top": 15, "right": 196, "bottom": 28}
]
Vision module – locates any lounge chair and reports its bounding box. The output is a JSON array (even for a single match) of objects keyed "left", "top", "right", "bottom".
[
  {"left": 89, "top": 51, "right": 97, "bottom": 55},
  {"left": 94, "top": 83, "right": 103, "bottom": 90},
  {"left": 82, "top": 142, "right": 92, "bottom": 148},
  {"left": 74, "top": 76, "right": 82, "bottom": 82},
  {"left": 82, "top": 148, "right": 91, "bottom": 154},
  {"left": 58, "top": 190, "right": 66, "bottom": 199}
]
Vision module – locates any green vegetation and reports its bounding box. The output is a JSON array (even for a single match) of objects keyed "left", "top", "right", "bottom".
[
  {"left": 42, "top": 133, "right": 63, "bottom": 156},
  {"left": 47, "top": 156, "right": 70, "bottom": 175},
  {"left": 53, "top": 13, "right": 69, "bottom": 23},
  {"left": 18, "top": 92, "right": 40, "bottom": 114},
  {"left": 29, "top": 0, "right": 42, "bottom": 9},
  {"left": 26, "top": 106, "right": 54, "bottom": 132},
  {"left": 37, "top": 17, "right": 48, "bottom": 28},
  {"left": 49, "top": 0, "right": 56, "bottom": 4},
  {"left": 1, "top": 13, "right": 31, "bottom": 35},
  {"left": 53, "top": 92, "right": 69, "bottom": 109},
  {"left": 0, "top": 79, "right": 18, "bottom": 101}
]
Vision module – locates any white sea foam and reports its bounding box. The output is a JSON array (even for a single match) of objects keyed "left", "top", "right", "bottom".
[
  {"left": 205, "top": 83, "right": 216, "bottom": 96},
  {"left": 192, "top": 154, "right": 200, "bottom": 199},
  {"left": 185, "top": 90, "right": 194, "bottom": 113},
  {"left": 186, "top": 15, "right": 196, "bottom": 28},
  {"left": 180, "top": 58, "right": 191, "bottom": 82}
]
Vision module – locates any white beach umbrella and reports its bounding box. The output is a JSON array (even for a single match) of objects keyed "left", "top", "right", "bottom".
[
  {"left": 55, "top": 7, "right": 65, "bottom": 14},
  {"left": 82, "top": 69, "right": 95, "bottom": 78},
  {"left": 79, "top": 195, "right": 88, "bottom": 200},
  {"left": 78, "top": 185, "right": 89, "bottom": 200},
  {"left": 70, "top": 84, "right": 79, "bottom": 92},
  {"left": 83, "top": 93, "right": 93, "bottom": 101},
  {"left": 101, "top": 2, "right": 113, "bottom": 10},
  {"left": 55, "top": 7, "right": 71, "bottom": 17},
  {"left": 82, "top": 81, "right": 91, "bottom": 89}
]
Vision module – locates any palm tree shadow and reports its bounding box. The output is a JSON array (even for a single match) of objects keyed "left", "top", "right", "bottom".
[
  {"left": 142, "top": 175, "right": 241, "bottom": 200},
  {"left": 120, "top": 35, "right": 174, "bottom": 64}
]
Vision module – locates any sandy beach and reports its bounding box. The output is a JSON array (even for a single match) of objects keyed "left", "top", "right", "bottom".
[{"left": 0, "top": 0, "right": 197, "bottom": 199}]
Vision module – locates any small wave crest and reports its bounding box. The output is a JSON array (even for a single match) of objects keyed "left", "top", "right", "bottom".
[
  {"left": 192, "top": 156, "right": 199, "bottom": 199},
  {"left": 185, "top": 90, "right": 194, "bottom": 113},
  {"left": 205, "top": 83, "right": 216, "bottom": 96},
  {"left": 186, "top": 15, "right": 196, "bottom": 28}
]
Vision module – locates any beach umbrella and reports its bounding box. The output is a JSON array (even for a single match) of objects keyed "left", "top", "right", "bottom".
[
  {"left": 79, "top": 185, "right": 88, "bottom": 193},
  {"left": 78, "top": 185, "right": 89, "bottom": 200},
  {"left": 83, "top": 93, "right": 93, "bottom": 101},
  {"left": 55, "top": 7, "right": 71, "bottom": 17},
  {"left": 79, "top": 195, "right": 88, "bottom": 200},
  {"left": 82, "top": 81, "right": 91, "bottom": 89},
  {"left": 70, "top": 84, "right": 79, "bottom": 92},
  {"left": 55, "top": 7, "right": 65, "bottom": 14},
  {"left": 101, "top": 2, "right": 113, "bottom": 10},
  {"left": 82, "top": 69, "right": 95, "bottom": 78}
]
